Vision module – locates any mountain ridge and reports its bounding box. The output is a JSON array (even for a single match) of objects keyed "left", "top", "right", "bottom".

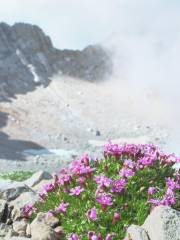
[{"left": 0, "top": 22, "right": 112, "bottom": 101}]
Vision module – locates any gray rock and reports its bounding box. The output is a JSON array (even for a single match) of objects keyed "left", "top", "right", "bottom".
[
  {"left": 23, "top": 171, "right": 52, "bottom": 188},
  {"left": 0, "top": 200, "right": 7, "bottom": 221},
  {"left": 124, "top": 225, "right": 149, "bottom": 240},
  {"left": 10, "top": 191, "right": 38, "bottom": 209},
  {"left": 0, "top": 179, "right": 31, "bottom": 201},
  {"left": 0, "top": 223, "right": 12, "bottom": 238},
  {"left": 6, "top": 237, "right": 30, "bottom": 240},
  {"left": 143, "top": 206, "right": 180, "bottom": 240},
  {"left": 13, "top": 219, "right": 28, "bottom": 236},
  {"left": 30, "top": 212, "right": 59, "bottom": 240}
]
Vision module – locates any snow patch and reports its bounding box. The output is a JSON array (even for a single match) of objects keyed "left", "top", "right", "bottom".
[{"left": 16, "top": 49, "right": 40, "bottom": 83}]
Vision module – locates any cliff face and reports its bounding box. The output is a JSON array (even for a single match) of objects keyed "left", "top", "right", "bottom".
[{"left": 0, "top": 22, "right": 112, "bottom": 101}]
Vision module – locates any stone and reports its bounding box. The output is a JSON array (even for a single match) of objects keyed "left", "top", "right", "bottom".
[
  {"left": 0, "top": 223, "right": 12, "bottom": 239},
  {"left": 0, "top": 199, "right": 7, "bottom": 221},
  {"left": 11, "top": 206, "right": 22, "bottom": 221},
  {"left": 13, "top": 219, "right": 28, "bottom": 236},
  {"left": 95, "top": 130, "right": 101, "bottom": 136},
  {"left": 30, "top": 212, "right": 59, "bottom": 240},
  {"left": 0, "top": 179, "right": 31, "bottom": 201},
  {"left": 23, "top": 171, "right": 52, "bottom": 188},
  {"left": 142, "top": 206, "right": 180, "bottom": 240},
  {"left": 10, "top": 191, "right": 38, "bottom": 209},
  {"left": 124, "top": 225, "right": 149, "bottom": 240},
  {"left": 26, "top": 223, "right": 31, "bottom": 237},
  {"left": 6, "top": 237, "right": 30, "bottom": 240}
]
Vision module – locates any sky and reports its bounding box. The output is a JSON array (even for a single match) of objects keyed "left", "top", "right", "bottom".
[{"left": 0, "top": 0, "right": 180, "bottom": 49}]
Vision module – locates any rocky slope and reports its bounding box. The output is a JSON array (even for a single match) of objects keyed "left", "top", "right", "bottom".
[{"left": 0, "top": 22, "right": 112, "bottom": 101}]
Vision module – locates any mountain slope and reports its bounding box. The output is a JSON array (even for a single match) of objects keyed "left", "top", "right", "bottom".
[{"left": 0, "top": 22, "right": 112, "bottom": 101}]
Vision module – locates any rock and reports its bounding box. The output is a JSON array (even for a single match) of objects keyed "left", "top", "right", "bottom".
[
  {"left": 142, "top": 206, "right": 180, "bottom": 240},
  {"left": 11, "top": 206, "right": 22, "bottom": 221},
  {"left": 26, "top": 223, "right": 31, "bottom": 237},
  {"left": 6, "top": 237, "right": 30, "bottom": 240},
  {"left": 30, "top": 212, "right": 59, "bottom": 240},
  {"left": 95, "top": 130, "right": 101, "bottom": 136},
  {"left": 23, "top": 171, "right": 52, "bottom": 188},
  {"left": 0, "top": 223, "right": 12, "bottom": 239},
  {"left": 13, "top": 219, "right": 28, "bottom": 236},
  {"left": 32, "top": 179, "right": 52, "bottom": 192},
  {"left": 10, "top": 191, "right": 38, "bottom": 209},
  {"left": 0, "top": 199, "right": 7, "bottom": 221},
  {"left": 124, "top": 225, "right": 149, "bottom": 240},
  {"left": 0, "top": 179, "right": 31, "bottom": 201}
]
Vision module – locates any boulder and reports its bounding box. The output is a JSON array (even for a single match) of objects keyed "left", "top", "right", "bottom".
[
  {"left": 23, "top": 171, "right": 52, "bottom": 188},
  {"left": 124, "top": 225, "right": 149, "bottom": 240},
  {"left": 0, "top": 199, "right": 7, "bottom": 221},
  {"left": 13, "top": 218, "right": 28, "bottom": 236},
  {"left": 0, "top": 180, "right": 31, "bottom": 201},
  {"left": 10, "top": 191, "right": 38, "bottom": 209},
  {"left": 30, "top": 212, "right": 59, "bottom": 240},
  {"left": 142, "top": 206, "right": 180, "bottom": 240}
]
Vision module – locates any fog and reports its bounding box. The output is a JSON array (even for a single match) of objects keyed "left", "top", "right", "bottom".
[{"left": 1, "top": 0, "right": 180, "bottom": 153}]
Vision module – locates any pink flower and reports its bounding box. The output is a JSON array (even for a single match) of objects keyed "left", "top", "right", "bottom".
[
  {"left": 78, "top": 176, "right": 86, "bottom": 186},
  {"left": 124, "top": 159, "right": 136, "bottom": 169},
  {"left": 105, "top": 234, "right": 112, "bottom": 240},
  {"left": 111, "top": 179, "right": 127, "bottom": 194},
  {"left": 96, "top": 193, "right": 113, "bottom": 207},
  {"left": 47, "top": 210, "right": 55, "bottom": 217},
  {"left": 112, "top": 212, "right": 121, "bottom": 224},
  {"left": 95, "top": 175, "right": 112, "bottom": 188},
  {"left": 68, "top": 233, "right": 80, "bottom": 240},
  {"left": 88, "top": 232, "right": 98, "bottom": 240},
  {"left": 21, "top": 204, "right": 34, "bottom": 218},
  {"left": 148, "top": 187, "right": 157, "bottom": 195},
  {"left": 138, "top": 157, "right": 155, "bottom": 168},
  {"left": 42, "top": 183, "right": 55, "bottom": 193},
  {"left": 69, "top": 186, "right": 84, "bottom": 196},
  {"left": 57, "top": 174, "right": 72, "bottom": 186},
  {"left": 87, "top": 207, "right": 97, "bottom": 221},
  {"left": 56, "top": 202, "right": 69, "bottom": 214},
  {"left": 119, "top": 168, "right": 135, "bottom": 178},
  {"left": 166, "top": 178, "right": 180, "bottom": 190}
]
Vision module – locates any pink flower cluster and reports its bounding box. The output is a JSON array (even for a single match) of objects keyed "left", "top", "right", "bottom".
[{"left": 23, "top": 143, "right": 180, "bottom": 239}]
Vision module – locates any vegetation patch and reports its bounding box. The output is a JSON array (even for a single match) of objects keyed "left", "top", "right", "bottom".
[
  {"left": 0, "top": 171, "right": 34, "bottom": 182},
  {"left": 22, "top": 144, "right": 180, "bottom": 239}
]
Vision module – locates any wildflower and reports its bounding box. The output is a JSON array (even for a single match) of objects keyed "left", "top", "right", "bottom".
[
  {"left": 87, "top": 207, "right": 97, "bottom": 221},
  {"left": 96, "top": 193, "right": 113, "bottom": 208},
  {"left": 166, "top": 177, "right": 180, "bottom": 190},
  {"left": 77, "top": 176, "right": 86, "bottom": 186},
  {"left": 88, "top": 231, "right": 98, "bottom": 240},
  {"left": 138, "top": 157, "right": 155, "bottom": 167},
  {"left": 119, "top": 168, "right": 135, "bottom": 178},
  {"left": 124, "top": 159, "right": 136, "bottom": 169},
  {"left": 56, "top": 202, "right": 69, "bottom": 214},
  {"left": 69, "top": 186, "right": 84, "bottom": 196},
  {"left": 68, "top": 233, "right": 80, "bottom": 240},
  {"left": 21, "top": 204, "right": 34, "bottom": 218},
  {"left": 95, "top": 175, "right": 112, "bottom": 188},
  {"left": 105, "top": 234, "right": 112, "bottom": 240},
  {"left": 57, "top": 174, "right": 72, "bottom": 186},
  {"left": 111, "top": 179, "right": 127, "bottom": 194},
  {"left": 42, "top": 183, "right": 55, "bottom": 193},
  {"left": 148, "top": 187, "right": 157, "bottom": 195},
  {"left": 112, "top": 212, "right": 121, "bottom": 224},
  {"left": 148, "top": 199, "right": 163, "bottom": 206},
  {"left": 47, "top": 210, "right": 55, "bottom": 217}
]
